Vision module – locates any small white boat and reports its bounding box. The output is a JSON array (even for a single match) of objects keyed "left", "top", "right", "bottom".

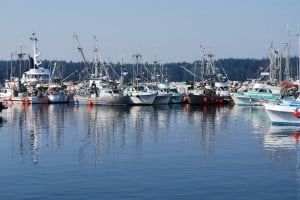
[
  {"left": 0, "top": 87, "right": 48, "bottom": 104},
  {"left": 145, "top": 85, "right": 172, "bottom": 105},
  {"left": 123, "top": 86, "right": 157, "bottom": 105},
  {"left": 157, "top": 83, "right": 183, "bottom": 104},
  {"left": 47, "top": 85, "right": 74, "bottom": 104},
  {"left": 232, "top": 83, "right": 281, "bottom": 106},
  {"left": 263, "top": 100, "right": 300, "bottom": 126},
  {"left": 215, "top": 81, "right": 231, "bottom": 102},
  {"left": 75, "top": 87, "right": 128, "bottom": 106}
]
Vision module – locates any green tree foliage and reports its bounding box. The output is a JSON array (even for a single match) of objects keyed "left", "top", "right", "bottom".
[{"left": 0, "top": 57, "right": 298, "bottom": 84}]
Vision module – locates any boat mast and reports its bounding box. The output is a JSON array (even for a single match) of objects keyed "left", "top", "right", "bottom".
[
  {"left": 268, "top": 42, "right": 281, "bottom": 83},
  {"left": 133, "top": 53, "right": 142, "bottom": 85},
  {"left": 17, "top": 45, "right": 26, "bottom": 78},
  {"left": 93, "top": 36, "right": 100, "bottom": 78},
  {"left": 205, "top": 51, "right": 216, "bottom": 81},
  {"left": 297, "top": 26, "right": 300, "bottom": 81},
  {"left": 29, "top": 33, "right": 42, "bottom": 69},
  {"left": 93, "top": 36, "right": 110, "bottom": 82},
  {"left": 283, "top": 26, "right": 290, "bottom": 81},
  {"left": 199, "top": 45, "right": 205, "bottom": 82},
  {"left": 73, "top": 33, "right": 91, "bottom": 80}
]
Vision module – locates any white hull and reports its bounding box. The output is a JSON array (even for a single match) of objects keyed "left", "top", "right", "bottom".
[
  {"left": 75, "top": 95, "right": 128, "bottom": 106},
  {"left": 264, "top": 103, "right": 300, "bottom": 125},
  {"left": 127, "top": 93, "right": 157, "bottom": 105},
  {"left": 153, "top": 93, "right": 172, "bottom": 104},
  {"left": 1, "top": 94, "right": 48, "bottom": 104},
  {"left": 48, "top": 94, "right": 73, "bottom": 104}
]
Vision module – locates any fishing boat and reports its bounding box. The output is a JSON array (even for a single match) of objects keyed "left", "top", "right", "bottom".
[
  {"left": 0, "top": 78, "right": 48, "bottom": 105},
  {"left": 47, "top": 63, "right": 74, "bottom": 104},
  {"left": 0, "top": 87, "right": 48, "bottom": 104},
  {"left": 231, "top": 82, "right": 281, "bottom": 106},
  {"left": 232, "top": 41, "right": 287, "bottom": 106},
  {"left": 215, "top": 81, "right": 231, "bottom": 103},
  {"left": 156, "top": 83, "right": 183, "bottom": 104},
  {"left": 47, "top": 85, "right": 73, "bottom": 104},
  {"left": 186, "top": 83, "right": 225, "bottom": 105},
  {"left": 15, "top": 33, "right": 49, "bottom": 104},
  {"left": 263, "top": 100, "right": 300, "bottom": 126},
  {"left": 72, "top": 34, "right": 128, "bottom": 106},
  {"left": 185, "top": 50, "right": 228, "bottom": 105},
  {"left": 75, "top": 81, "right": 128, "bottom": 106},
  {"left": 75, "top": 89, "right": 128, "bottom": 106},
  {"left": 169, "top": 87, "right": 183, "bottom": 103},
  {"left": 21, "top": 34, "right": 50, "bottom": 88},
  {"left": 145, "top": 84, "right": 172, "bottom": 104},
  {"left": 123, "top": 85, "right": 157, "bottom": 105}
]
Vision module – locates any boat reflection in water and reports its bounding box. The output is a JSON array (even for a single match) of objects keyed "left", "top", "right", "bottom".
[
  {"left": 4, "top": 103, "right": 299, "bottom": 166},
  {"left": 0, "top": 116, "right": 3, "bottom": 126},
  {"left": 2, "top": 103, "right": 300, "bottom": 199},
  {"left": 263, "top": 124, "right": 300, "bottom": 196},
  {"left": 264, "top": 126, "right": 300, "bottom": 150},
  {"left": 1, "top": 103, "right": 237, "bottom": 166}
]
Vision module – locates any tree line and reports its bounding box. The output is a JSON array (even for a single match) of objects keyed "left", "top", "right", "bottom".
[{"left": 0, "top": 57, "right": 299, "bottom": 84}]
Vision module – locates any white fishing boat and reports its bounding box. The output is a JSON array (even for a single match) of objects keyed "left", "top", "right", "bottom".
[
  {"left": 11, "top": 33, "right": 49, "bottom": 104},
  {"left": 73, "top": 82, "right": 126, "bottom": 107},
  {"left": 75, "top": 86, "right": 128, "bottom": 106},
  {"left": 72, "top": 34, "right": 128, "bottom": 106},
  {"left": 21, "top": 33, "right": 50, "bottom": 88},
  {"left": 123, "top": 86, "right": 157, "bottom": 105},
  {"left": 215, "top": 81, "right": 231, "bottom": 102},
  {"left": 47, "top": 63, "right": 74, "bottom": 104},
  {"left": 145, "top": 85, "right": 172, "bottom": 105},
  {"left": 263, "top": 99, "right": 300, "bottom": 126},
  {"left": 0, "top": 82, "right": 48, "bottom": 104},
  {"left": 47, "top": 85, "right": 73, "bottom": 104},
  {"left": 157, "top": 83, "right": 183, "bottom": 104}
]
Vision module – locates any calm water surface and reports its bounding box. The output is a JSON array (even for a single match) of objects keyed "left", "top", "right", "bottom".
[{"left": 0, "top": 104, "right": 299, "bottom": 199}]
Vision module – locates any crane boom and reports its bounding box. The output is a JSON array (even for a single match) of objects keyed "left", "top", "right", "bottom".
[
  {"left": 73, "top": 33, "right": 91, "bottom": 80},
  {"left": 180, "top": 65, "right": 199, "bottom": 79}
]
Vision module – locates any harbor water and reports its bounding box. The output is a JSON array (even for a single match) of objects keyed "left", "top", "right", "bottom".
[{"left": 0, "top": 104, "right": 299, "bottom": 199}]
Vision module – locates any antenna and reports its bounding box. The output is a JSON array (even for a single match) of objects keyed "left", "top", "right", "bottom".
[{"left": 297, "top": 24, "right": 300, "bottom": 80}]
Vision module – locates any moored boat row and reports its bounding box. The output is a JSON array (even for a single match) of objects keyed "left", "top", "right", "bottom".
[{"left": 1, "top": 33, "right": 233, "bottom": 107}]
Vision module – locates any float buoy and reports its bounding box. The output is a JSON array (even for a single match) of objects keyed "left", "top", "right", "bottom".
[{"left": 293, "top": 108, "right": 300, "bottom": 118}]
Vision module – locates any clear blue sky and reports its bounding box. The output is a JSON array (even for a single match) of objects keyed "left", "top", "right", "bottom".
[{"left": 0, "top": 0, "right": 299, "bottom": 63}]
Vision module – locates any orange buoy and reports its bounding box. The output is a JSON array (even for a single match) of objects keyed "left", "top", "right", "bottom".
[
  {"left": 25, "top": 98, "right": 30, "bottom": 104},
  {"left": 293, "top": 109, "right": 300, "bottom": 118},
  {"left": 183, "top": 96, "right": 188, "bottom": 103},
  {"left": 42, "top": 97, "right": 47, "bottom": 103}
]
